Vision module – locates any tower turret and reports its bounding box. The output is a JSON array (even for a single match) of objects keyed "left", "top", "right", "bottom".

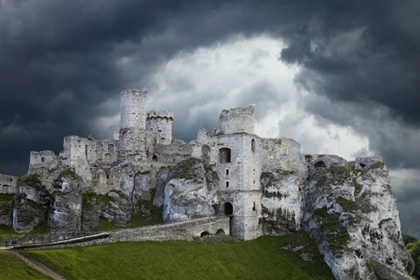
[
  {"left": 118, "top": 88, "right": 148, "bottom": 162},
  {"left": 147, "top": 110, "right": 174, "bottom": 145},
  {"left": 120, "top": 88, "right": 148, "bottom": 129}
]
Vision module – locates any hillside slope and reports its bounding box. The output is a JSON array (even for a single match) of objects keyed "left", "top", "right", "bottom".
[{"left": 22, "top": 233, "right": 333, "bottom": 280}]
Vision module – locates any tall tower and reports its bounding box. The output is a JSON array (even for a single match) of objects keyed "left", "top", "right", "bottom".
[
  {"left": 120, "top": 88, "right": 148, "bottom": 130},
  {"left": 118, "top": 88, "right": 148, "bottom": 162},
  {"left": 146, "top": 111, "right": 174, "bottom": 145}
]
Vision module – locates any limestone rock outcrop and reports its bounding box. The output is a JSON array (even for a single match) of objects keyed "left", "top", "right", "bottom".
[
  {"left": 260, "top": 168, "right": 306, "bottom": 235},
  {"left": 164, "top": 158, "right": 219, "bottom": 222},
  {"left": 303, "top": 156, "right": 413, "bottom": 280},
  {"left": 13, "top": 174, "right": 50, "bottom": 233},
  {"left": 48, "top": 172, "right": 83, "bottom": 232}
]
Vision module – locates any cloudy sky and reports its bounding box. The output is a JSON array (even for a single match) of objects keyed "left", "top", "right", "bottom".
[{"left": 1, "top": 0, "right": 419, "bottom": 236}]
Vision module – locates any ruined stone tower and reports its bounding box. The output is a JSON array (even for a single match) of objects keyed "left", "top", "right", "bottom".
[
  {"left": 146, "top": 111, "right": 174, "bottom": 145},
  {"left": 213, "top": 105, "right": 262, "bottom": 240},
  {"left": 118, "top": 88, "right": 148, "bottom": 162}
]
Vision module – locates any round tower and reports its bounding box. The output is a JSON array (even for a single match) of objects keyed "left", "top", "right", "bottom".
[
  {"left": 120, "top": 88, "right": 148, "bottom": 129},
  {"left": 147, "top": 110, "right": 174, "bottom": 145},
  {"left": 118, "top": 88, "right": 148, "bottom": 162}
]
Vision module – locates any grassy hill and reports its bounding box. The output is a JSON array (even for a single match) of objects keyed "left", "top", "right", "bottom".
[{"left": 21, "top": 232, "right": 333, "bottom": 280}]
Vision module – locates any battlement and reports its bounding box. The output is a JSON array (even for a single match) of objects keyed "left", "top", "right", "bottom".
[
  {"left": 213, "top": 105, "right": 255, "bottom": 136},
  {"left": 147, "top": 110, "right": 174, "bottom": 121},
  {"left": 146, "top": 110, "right": 174, "bottom": 145}
]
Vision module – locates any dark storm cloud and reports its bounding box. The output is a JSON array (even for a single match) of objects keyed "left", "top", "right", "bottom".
[
  {"left": 1, "top": 0, "right": 419, "bottom": 177},
  {"left": 391, "top": 169, "right": 420, "bottom": 237}
]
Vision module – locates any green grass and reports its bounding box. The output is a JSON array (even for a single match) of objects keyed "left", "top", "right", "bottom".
[
  {"left": 22, "top": 232, "right": 333, "bottom": 280},
  {"left": 0, "top": 251, "right": 51, "bottom": 280}
]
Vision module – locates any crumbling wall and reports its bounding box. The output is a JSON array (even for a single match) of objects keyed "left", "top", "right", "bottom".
[
  {"left": 0, "top": 174, "right": 18, "bottom": 194},
  {"left": 153, "top": 140, "right": 192, "bottom": 163},
  {"left": 213, "top": 105, "right": 255, "bottom": 135}
]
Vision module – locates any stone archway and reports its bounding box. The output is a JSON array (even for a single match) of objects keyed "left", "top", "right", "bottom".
[
  {"left": 224, "top": 202, "right": 233, "bottom": 216},
  {"left": 200, "top": 231, "right": 210, "bottom": 237}
]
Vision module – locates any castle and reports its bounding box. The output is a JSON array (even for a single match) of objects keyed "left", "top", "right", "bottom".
[
  {"left": 0, "top": 88, "right": 385, "bottom": 241},
  {"left": 0, "top": 88, "right": 414, "bottom": 279}
]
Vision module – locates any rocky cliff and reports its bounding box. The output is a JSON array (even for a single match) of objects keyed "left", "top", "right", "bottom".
[
  {"left": 304, "top": 156, "right": 414, "bottom": 280},
  {"left": 163, "top": 158, "right": 219, "bottom": 222}
]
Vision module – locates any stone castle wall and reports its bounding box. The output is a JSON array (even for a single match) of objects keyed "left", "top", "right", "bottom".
[
  {"left": 0, "top": 174, "right": 18, "bottom": 194},
  {"left": 147, "top": 111, "right": 174, "bottom": 145}
]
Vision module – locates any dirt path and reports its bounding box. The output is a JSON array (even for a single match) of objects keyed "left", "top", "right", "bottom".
[{"left": 6, "top": 249, "right": 66, "bottom": 280}]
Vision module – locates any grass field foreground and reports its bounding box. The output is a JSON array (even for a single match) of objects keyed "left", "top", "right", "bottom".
[
  {"left": 22, "top": 232, "right": 333, "bottom": 280},
  {"left": 0, "top": 251, "right": 51, "bottom": 280}
]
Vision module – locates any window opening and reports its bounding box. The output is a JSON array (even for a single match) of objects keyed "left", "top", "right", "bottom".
[{"left": 219, "top": 148, "right": 231, "bottom": 163}]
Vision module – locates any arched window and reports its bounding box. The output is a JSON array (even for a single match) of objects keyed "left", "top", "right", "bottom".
[
  {"left": 152, "top": 155, "right": 158, "bottom": 162},
  {"left": 219, "top": 148, "right": 231, "bottom": 163},
  {"left": 251, "top": 139, "right": 255, "bottom": 153},
  {"left": 104, "top": 153, "right": 111, "bottom": 164},
  {"left": 108, "top": 144, "right": 115, "bottom": 153}
]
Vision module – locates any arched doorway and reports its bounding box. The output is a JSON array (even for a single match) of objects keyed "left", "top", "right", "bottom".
[
  {"left": 224, "top": 202, "right": 233, "bottom": 216},
  {"left": 200, "top": 231, "right": 210, "bottom": 237},
  {"left": 152, "top": 155, "right": 158, "bottom": 162},
  {"left": 223, "top": 202, "right": 234, "bottom": 236}
]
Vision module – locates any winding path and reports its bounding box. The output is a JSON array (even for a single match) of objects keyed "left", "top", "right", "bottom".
[{"left": 3, "top": 248, "right": 66, "bottom": 280}]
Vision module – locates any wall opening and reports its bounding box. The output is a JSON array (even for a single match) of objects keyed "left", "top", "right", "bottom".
[
  {"left": 108, "top": 144, "right": 115, "bottom": 153},
  {"left": 359, "top": 163, "right": 366, "bottom": 169},
  {"left": 226, "top": 181, "right": 229, "bottom": 188},
  {"left": 200, "top": 231, "right": 210, "bottom": 237},
  {"left": 216, "top": 229, "right": 225, "bottom": 235},
  {"left": 201, "top": 145, "right": 210, "bottom": 164},
  {"left": 104, "top": 153, "right": 111, "bottom": 164},
  {"left": 305, "top": 155, "right": 313, "bottom": 162},
  {"left": 314, "top": 161, "right": 327, "bottom": 168},
  {"left": 224, "top": 202, "right": 233, "bottom": 216},
  {"left": 219, "top": 148, "right": 231, "bottom": 163},
  {"left": 281, "top": 147, "right": 288, "bottom": 155},
  {"left": 226, "top": 169, "right": 229, "bottom": 176},
  {"left": 85, "top": 145, "right": 88, "bottom": 158},
  {"left": 41, "top": 157, "right": 45, "bottom": 163},
  {"left": 152, "top": 155, "right": 158, "bottom": 162},
  {"left": 251, "top": 139, "right": 255, "bottom": 153}
]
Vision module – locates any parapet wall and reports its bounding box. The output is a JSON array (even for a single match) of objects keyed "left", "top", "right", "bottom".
[
  {"left": 10, "top": 217, "right": 230, "bottom": 248},
  {"left": 213, "top": 105, "right": 255, "bottom": 135}
]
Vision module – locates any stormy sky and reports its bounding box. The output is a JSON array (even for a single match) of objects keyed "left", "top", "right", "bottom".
[{"left": 1, "top": 0, "right": 419, "bottom": 236}]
